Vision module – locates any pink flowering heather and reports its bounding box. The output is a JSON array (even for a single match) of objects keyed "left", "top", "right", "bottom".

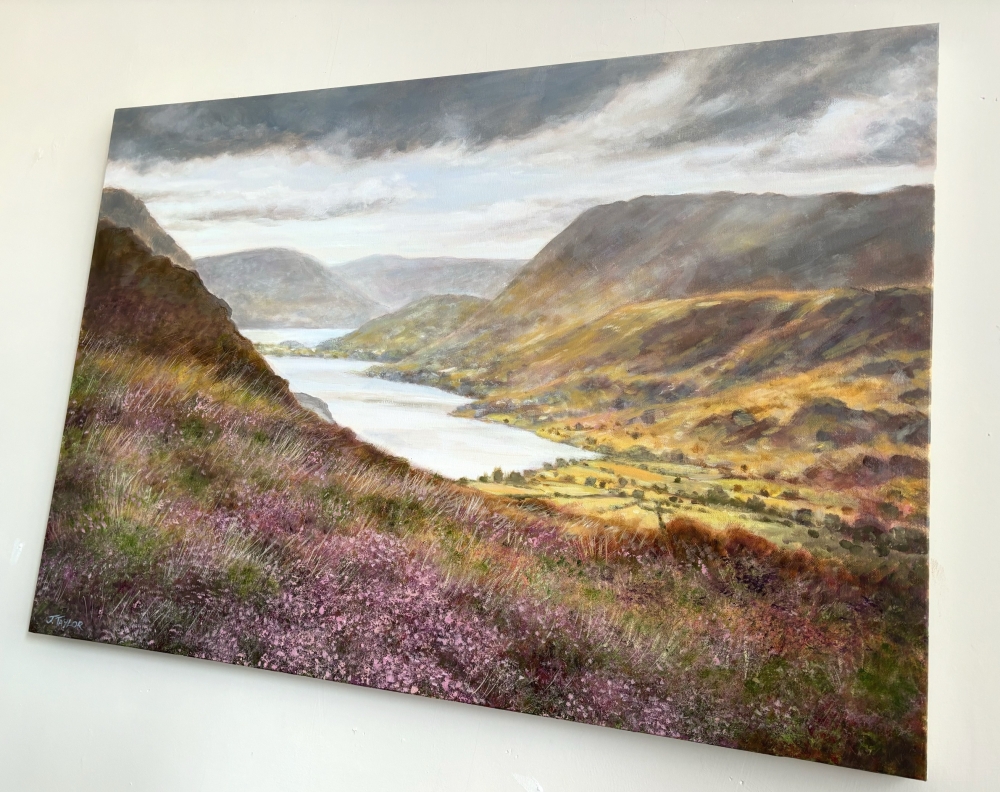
[{"left": 31, "top": 346, "right": 927, "bottom": 778}]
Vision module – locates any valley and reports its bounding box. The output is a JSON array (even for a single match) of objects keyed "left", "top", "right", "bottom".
[{"left": 50, "top": 186, "right": 931, "bottom": 776}]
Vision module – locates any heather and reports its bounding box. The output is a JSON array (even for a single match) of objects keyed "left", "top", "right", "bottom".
[{"left": 32, "top": 343, "right": 927, "bottom": 777}]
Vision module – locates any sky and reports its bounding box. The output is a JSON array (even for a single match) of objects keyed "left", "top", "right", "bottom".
[{"left": 104, "top": 25, "right": 938, "bottom": 265}]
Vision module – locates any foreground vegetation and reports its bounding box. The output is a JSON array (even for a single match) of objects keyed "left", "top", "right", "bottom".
[{"left": 32, "top": 342, "right": 927, "bottom": 777}]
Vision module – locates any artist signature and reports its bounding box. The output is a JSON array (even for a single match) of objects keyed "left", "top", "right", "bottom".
[{"left": 45, "top": 614, "right": 83, "bottom": 631}]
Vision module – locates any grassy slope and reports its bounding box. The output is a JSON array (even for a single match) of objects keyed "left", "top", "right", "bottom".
[
  {"left": 319, "top": 294, "right": 487, "bottom": 361},
  {"left": 34, "top": 343, "right": 927, "bottom": 776},
  {"left": 384, "top": 289, "right": 930, "bottom": 489},
  {"left": 30, "top": 221, "right": 928, "bottom": 777}
]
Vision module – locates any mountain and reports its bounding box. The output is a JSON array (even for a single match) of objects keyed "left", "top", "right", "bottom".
[
  {"left": 193, "top": 248, "right": 386, "bottom": 329},
  {"left": 84, "top": 221, "right": 289, "bottom": 401},
  {"left": 99, "top": 187, "right": 195, "bottom": 269},
  {"left": 385, "top": 286, "right": 931, "bottom": 482},
  {"left": 413, "top": 186, "right": 933, "bottom": 368},
  {"left": 333, "top": 255, "right": 525, "bottom": 311},
  {"left": 322, "top": 294, "right": 487, "bottom": 362},
  {"left": 379, "top": 187, "right": 933, "bottom": 482}
]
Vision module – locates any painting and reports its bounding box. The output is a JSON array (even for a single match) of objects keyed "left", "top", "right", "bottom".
[{"left": 31, "top": 25, "right": 936, "bottom": 777}]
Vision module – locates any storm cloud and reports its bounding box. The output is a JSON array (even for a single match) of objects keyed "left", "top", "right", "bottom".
[{"left": 110, "top": 25, "right": 937, "bottom": 169}]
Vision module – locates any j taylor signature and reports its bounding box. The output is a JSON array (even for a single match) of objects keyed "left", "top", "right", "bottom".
[{"left": 45, "top": 614, "right": 83, "bottom": 631}]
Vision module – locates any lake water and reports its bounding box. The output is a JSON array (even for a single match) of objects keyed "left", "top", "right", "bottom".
[
  {"left": 243, "top": 328, "right": 353, "bottom": 347},
  {"left": 265, "top": 356, "right": 598, "bottom": 480}
]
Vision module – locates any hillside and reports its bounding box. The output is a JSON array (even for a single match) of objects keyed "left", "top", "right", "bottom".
[
  {"left": 334, "top": 254, "right": 524, "bottom": 310},
  {"left": 323, "top": 294, "right": 487, "bottom": 361},
  {"left": 413, "top": 186, "right": 933, "bottom": 369},
  {"left": 384, "top": 287, "right": 931, "bottom": 483},
  {"left": 85, "top": 221, "right": 289, "bottom": 401},
  {"left": 99, "top": 187, "right": 195, "bottom": 269},
  {"left": 194, "top": 248, "right": 385, "bottom": 328}
]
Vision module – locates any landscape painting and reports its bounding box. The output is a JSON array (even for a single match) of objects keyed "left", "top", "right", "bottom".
[{"left": 31, "top": 25, "right": 936, "bottom": 777}]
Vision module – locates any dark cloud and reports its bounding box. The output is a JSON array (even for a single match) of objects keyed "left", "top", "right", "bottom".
[
  {"left": 110, "top": 56, "right": 667, "bottom": 163},
  {"left": 649, "top": 25, "right": 937, "bottom": 165},
  {"left": 110, "top": 24, "right": 937, "bottom": 166}
]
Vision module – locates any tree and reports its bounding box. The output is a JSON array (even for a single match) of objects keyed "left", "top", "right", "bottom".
[{"left": 492, "top": 467, "right": 503, "bottom": 483}]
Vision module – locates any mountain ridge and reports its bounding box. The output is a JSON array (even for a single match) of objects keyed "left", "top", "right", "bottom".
[
  {"left": 194, "top": 247, "right": 385, "bottom": 329},
  {"left": 413, "top": 186, "right": 934, "bottom": 369},
  {"left": 334, "top": 254, "right": 525, "bottom": 311}
]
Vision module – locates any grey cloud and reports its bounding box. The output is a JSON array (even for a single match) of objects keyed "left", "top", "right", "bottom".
[
  {"left": 110, "top": 25, "right": 936, "bottom": 168},
  {"left": 110, "top": 57, "right": 668, "bottom": 164},
  {"left": 649, "top": 25, "right": 937, "bottom": 166}
]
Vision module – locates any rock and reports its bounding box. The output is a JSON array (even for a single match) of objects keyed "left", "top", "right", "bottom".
[{"left": 293, "top": 392, "right": 333, "bottom": 422}]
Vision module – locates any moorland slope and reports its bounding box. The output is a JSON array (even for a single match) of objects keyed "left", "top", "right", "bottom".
[{"left": 29, "top": 192, "right": 928, "bottom": 777}]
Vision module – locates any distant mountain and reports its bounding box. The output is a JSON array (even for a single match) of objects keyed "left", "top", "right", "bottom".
[
  {"left": 194, "top": 248, "right": 386, "bottom": 329},
  {"left": 333, "top": 255, "right": 525, "bottom": 311},
  {"left": 99, "top": 188, "right": 195, "bottom": 269},
  {"left": 322, "top": 294, "right": 487, "bottom": 362},
  {"left": 414, "top": 186, "right": 934, "bottom": 368}
]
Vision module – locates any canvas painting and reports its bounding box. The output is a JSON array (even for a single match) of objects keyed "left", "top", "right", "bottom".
[{"left": 31, "top": 25, "right": 937, "bottom": 777}]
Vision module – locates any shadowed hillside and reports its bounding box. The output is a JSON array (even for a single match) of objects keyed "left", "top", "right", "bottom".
[
  {"left": 99, "top": 188, "right": 195, "bottom": 269},
  {"left": 85, "top": 221, "right": 290, "bottom": 402},
  {"left": 195, "top": 248, "right": 385, "bottom": 328}
]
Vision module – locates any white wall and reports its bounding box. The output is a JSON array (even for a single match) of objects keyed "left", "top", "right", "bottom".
[{"left": 0, "top": 2, "right": 997, "bottom": 789}]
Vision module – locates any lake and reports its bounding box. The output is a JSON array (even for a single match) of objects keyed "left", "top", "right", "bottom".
[{"left": 265, "top": 356, "right": 598, "bottom": 480}]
